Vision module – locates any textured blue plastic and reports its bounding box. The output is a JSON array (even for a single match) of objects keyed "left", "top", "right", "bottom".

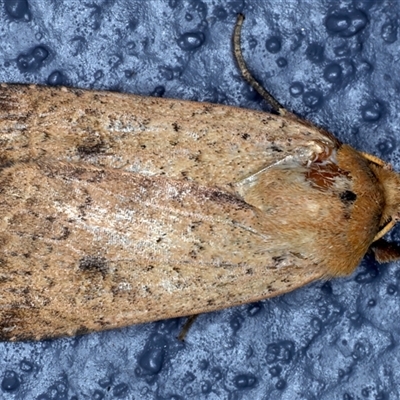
[{"left": 0, "top": 1, "right": 399, "bottom": 399}]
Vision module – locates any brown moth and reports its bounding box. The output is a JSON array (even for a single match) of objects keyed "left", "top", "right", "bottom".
[{"left": 1, "top": 15, "right": 400, "bottom": 341}]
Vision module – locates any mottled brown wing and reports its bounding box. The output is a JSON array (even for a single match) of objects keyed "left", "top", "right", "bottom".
[
  {"left": 0, "top": 84, "right": 338, "bottom": 186},
  {"left": 0, "top": 84, "right": 383, "bottom": 342},
  {"left": 0, "top": 161, "right": 322, "bottom": 340}
]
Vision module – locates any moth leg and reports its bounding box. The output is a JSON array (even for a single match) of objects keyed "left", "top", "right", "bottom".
[
  {"left": 370, "top": 239, "right": 400, "bottom": 263},
  {"left": 360, "top": 151, "right": 392, "bottom": 169},
  {"left": 373, "top": 219, "right": 397, "bottom": 242},
  {"left": 233, "top": 14, "right": 286, "bottom": 116},
  {"left": 177, "top": 314, "right": 199, "bottom": 341}
]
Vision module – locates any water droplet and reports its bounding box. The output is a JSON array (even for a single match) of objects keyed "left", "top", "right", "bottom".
[{"left": 265, "top": 36, "right": 281, "bottom": 54}]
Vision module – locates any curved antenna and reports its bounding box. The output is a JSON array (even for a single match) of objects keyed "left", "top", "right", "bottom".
[{"left": 233, "top": 14, "right": 286, "bottom": 116}]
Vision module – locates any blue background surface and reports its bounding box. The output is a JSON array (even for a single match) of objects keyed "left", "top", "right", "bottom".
[{"left": 0, "top": 1, "right": 400, "bottom": 399}]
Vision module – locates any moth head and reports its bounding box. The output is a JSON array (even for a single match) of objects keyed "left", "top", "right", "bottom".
[
  {"left": 372, "top": 165, "right": 400, "bottom": 228},
  {"left": 352, "top": 156, "right": 400, "bottom": 264}
]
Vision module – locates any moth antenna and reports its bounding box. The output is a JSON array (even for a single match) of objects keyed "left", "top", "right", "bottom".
[
  {"left": 360, "top": 151, "right": 390, "bottom": 168},
  {"left": 373, "top": 218, "right": 397, "bottom": 242},
  {"left": 233, "top": 13, "right": 286, "bottom": 116}
]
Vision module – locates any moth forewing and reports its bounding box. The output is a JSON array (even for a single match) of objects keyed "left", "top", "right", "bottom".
[
  {"left": 0, "top": 84, "right": 336, "bottom": 186},
  {"left": 1, "top": 154, "right": 323, "bottom": 341}
]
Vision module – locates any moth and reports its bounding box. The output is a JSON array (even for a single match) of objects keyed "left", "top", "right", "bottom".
[{"left": 1, "top": 14, "right": 400, "bottom": 341}]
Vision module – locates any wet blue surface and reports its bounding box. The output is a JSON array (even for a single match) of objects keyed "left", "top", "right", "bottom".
[{"left": 0, "top": 1, "right": 400, "bottom": 399}]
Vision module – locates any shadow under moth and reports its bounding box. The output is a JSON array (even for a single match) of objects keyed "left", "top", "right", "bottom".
[{"left": 1, "top": 15, "right": 400, "bottom": 341}]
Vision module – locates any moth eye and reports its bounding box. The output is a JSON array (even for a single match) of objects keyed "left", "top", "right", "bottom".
[{"left": 340, "top": 190, "right": 357, "bottom": 203}]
